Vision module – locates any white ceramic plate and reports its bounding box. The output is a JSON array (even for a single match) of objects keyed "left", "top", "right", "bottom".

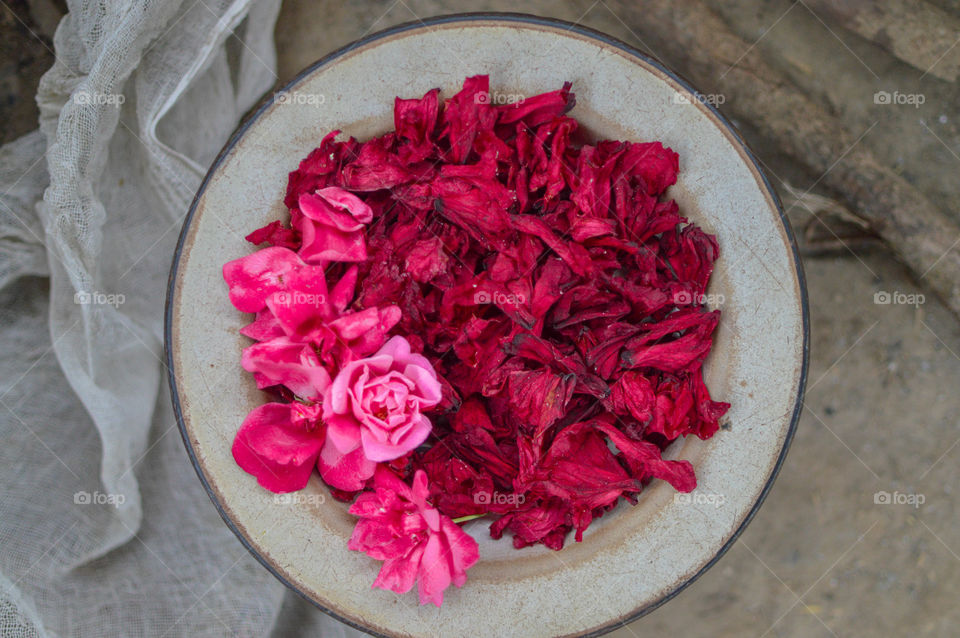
[{"left": 166, "top": 14, "right": 808, "bottom": 638}]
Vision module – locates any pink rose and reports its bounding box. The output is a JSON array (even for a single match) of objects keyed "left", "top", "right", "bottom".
[
  {"left": 318, "top": 336, "right": 441, "bottom": 490},
  {"left": 348, "top": 468, "right": 480, "bottom": 606}
]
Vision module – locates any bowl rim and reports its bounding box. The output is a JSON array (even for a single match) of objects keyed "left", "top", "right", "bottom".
[{"left": 165, "top": 11, "right": 809, "bottom": 638}]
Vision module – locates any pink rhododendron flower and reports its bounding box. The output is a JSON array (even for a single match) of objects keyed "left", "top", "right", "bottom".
[
  {"left": 319, "top": 336, "right": 441, "bottom": 490},
  {"left": 232, "top": 402, "right": 325, "bottom": 493},
  {"left": 348, "top": 468, "right": 479, "bottom": 606},
  {"left": 228, "top": 253, "right": 402, "bottom": 400}
]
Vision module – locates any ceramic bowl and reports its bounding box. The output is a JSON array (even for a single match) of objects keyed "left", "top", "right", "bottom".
[{"left": 166, "top": 13, "right": 808, "bottom": 638}]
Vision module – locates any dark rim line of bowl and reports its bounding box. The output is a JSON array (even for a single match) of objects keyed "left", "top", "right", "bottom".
[{"left": 164, "top": 11, "right": 810, "bottom": 638}]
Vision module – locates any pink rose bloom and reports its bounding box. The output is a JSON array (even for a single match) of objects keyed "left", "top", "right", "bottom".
[
  {"left": 232, "top": 401, "right": 325, "bottom": 493},
  {"left": 349, "top": 468, "right": 480, "bottom": 606},
  {"left": 318, "top": 336, "right": 441, "bottom": 491}
]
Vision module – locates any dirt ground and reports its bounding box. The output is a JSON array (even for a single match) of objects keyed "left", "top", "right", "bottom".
[{"left": 4, "top": 1, "right": 959, "bottom": 636}]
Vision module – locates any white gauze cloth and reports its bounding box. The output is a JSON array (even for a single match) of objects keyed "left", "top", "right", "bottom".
[{"left": 0, "top": 1, "right": 362, "bottom": 636}]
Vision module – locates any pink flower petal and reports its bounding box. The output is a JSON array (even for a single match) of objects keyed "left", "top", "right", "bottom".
[
  {"left": 417, "top": 533, "right": 452, "bottom": 606},
  {"left": 325, "top": 414, "right": 362, "bottom": 454},
  {"left": 360, "top": 413, "right": 432, "bottom": 462},
  {"left": 223, "top": 247, "right": 304, "bottom": 313},
  {"left": 339, "top": 306, "right": 402, "bottom": 357},
  {"left": 299, "top": 223, "right": 368, "bottom": 265},
  {"left": 329, "top": 265, "right": 359, "bottom": 314},
  {"left": 314, "top": 186, "right": 374, "bottom": 224},
  {"left": 317, "top": 437, "right": 376, "bottom": 491},
  {"left": 299, "top": 191, "right": 366, "bottom": 232},
  {"left": 232, "top": 403, "right": 324, "bottom": 493},
  {"left": 372, "top": 547, "right": 423, "bottom": 595},
  {"left": 441, "top": 517, "right": 479, "bottom": 587},
  {"left": 241, "top": 336, "right": 331, "bottom": 400},
  {"left": 296, "top": 188, "right": 373, "bottom": 264},
  {"left": 330, "top": 308, "right": 394, "bottom": 341},
  {"left": 402, "top": 364, "right": 442, "bottom": 406},
  {"left": 239, "top": 310, "right": 284, "bottom": 341},
  {"left": 264, "top": 267, "right": 332, "bottom": 339},
  {"left": 410, "top": 469, "right": 431, "bottom": 506},
  {"left": 376, "top": 334, "right": 411, "bottom": 360}
]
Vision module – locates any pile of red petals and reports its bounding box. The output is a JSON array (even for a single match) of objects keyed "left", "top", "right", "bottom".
[{"left": 224, "top": 75, "right": 729, "bottom": 606}]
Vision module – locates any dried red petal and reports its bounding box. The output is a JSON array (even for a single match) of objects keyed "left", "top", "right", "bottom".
[
  {"left": 245, "top": 220, "right": 300, "bottom": 250},
  {"left": 404, "top": 237, "right": 450, "bottom": 283},
  {"left": 395, "top": 88, "right": 440, "bottom": 164},
  {"left": 439, "top": 75, "right": 496, "bottom": 163},
  {"left": 507, "top": 369, "right": 575, "bottom": 438},
  {"left": 496, "top": 81, "right": 574, "bottom": 129}
]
